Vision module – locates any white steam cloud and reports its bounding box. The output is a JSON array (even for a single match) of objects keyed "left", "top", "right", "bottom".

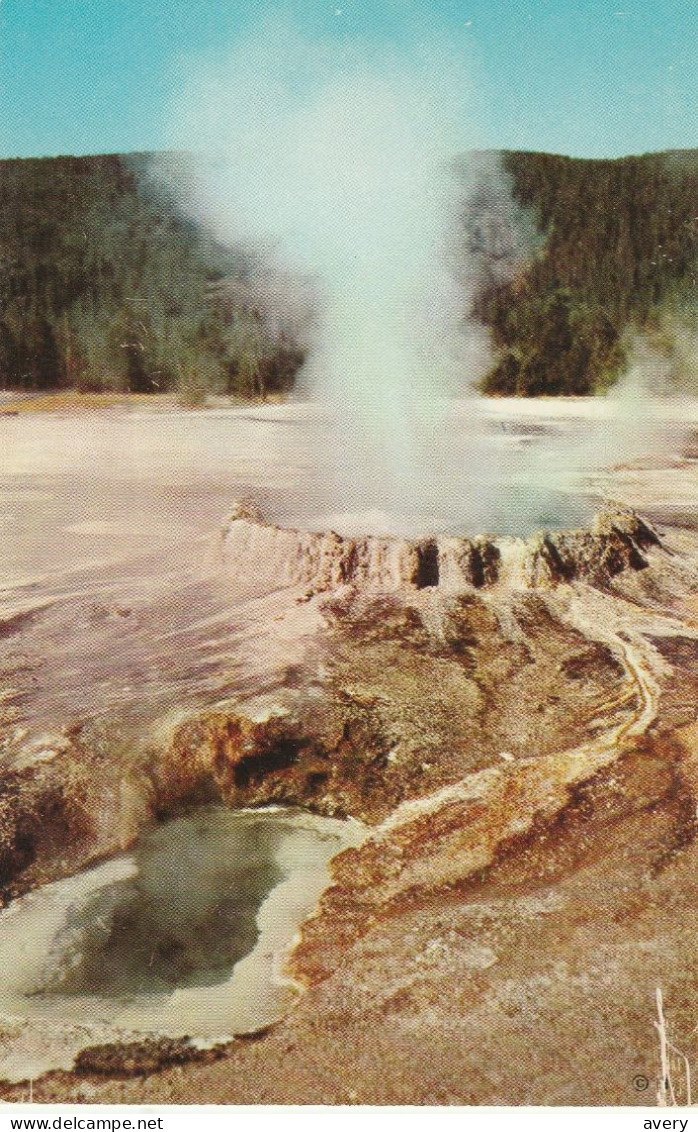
[
  {"left": 160, "top": 16, "right": 690, "bottom": 538},
  {"left": 171, "top": 20, "right": 480, "bottom": 402},
  {"left": 164, "top": 18, "right": 509, "bottom": 530}
]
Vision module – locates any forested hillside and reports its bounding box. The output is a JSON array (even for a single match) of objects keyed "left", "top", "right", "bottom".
[
  {"left": 0, "top": 153, "right": 304, "bottom": 400},
  {"left": 0, "top": 148, "right": 696, "bottom": 397},
  {"left": 476, "top": 149, "right": 698, "bottom": 395}
]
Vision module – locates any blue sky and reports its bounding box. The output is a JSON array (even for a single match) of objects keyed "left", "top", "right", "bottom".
[{"left": 0, "top": 0, "right": 695, "bottom": 160}]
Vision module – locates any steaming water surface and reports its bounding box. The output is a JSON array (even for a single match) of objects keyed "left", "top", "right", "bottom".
[
  {"left": 226, "top": 399, "right": 599, "bottom": 537},
  {"left": 2, "top": 395, "right": 681, "bottom": 593},
  {"left": 0, "top": 398, "right": 603, "bottom": 591},
  {"left": 0, "top": 806, "right": 364, "bottom": 1081}
]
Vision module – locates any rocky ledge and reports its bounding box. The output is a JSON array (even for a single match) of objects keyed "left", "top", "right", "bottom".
[{"left": 220, "top": 502, "right": 662, "bottom": 594}]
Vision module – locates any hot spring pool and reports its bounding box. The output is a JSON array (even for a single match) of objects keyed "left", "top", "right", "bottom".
[{"left": 0, "top": 805, "right": 363, "bottom": 1081}]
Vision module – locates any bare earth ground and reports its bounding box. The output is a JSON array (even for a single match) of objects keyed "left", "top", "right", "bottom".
[{"left": 0, "top": 394, "right": 696, "bottom": 1105}]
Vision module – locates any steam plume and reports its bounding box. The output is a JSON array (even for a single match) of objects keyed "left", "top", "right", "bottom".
[
  {"left": 161, "top": 16, "right": 688, "bottom": 538},
  {"left": 164, "top": 18, "right": 503, "bottom": 527}
]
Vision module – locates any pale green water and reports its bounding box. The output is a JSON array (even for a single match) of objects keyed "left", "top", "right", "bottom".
[{"left": 36, "top": 806, "right": 288, "bottom": 999}]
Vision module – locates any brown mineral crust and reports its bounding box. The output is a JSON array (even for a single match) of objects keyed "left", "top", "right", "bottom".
[
  {"left": 522, "top": 505, "right": 663, "bottom": 588},
  {"left": 0, "top": 776, "right": 82, "bottom": 895},
  {"left": 288, "top": 743, "right": 625, "bottom": 986},
  {"left": 592, "top": 505, "right": 661, "bottom": 548},
  {"left": 151, "top": 585, "right": 637, "bottom": 828},
  {"left": 317, "top": 588, "right": 635, "bottom": 774},
  {"left": 221, "top": 503, "right": 661, "bottom": 596},
  {"left": 221, "top": 513, "right": 422, "bottom": 594},
  {"left": 156, "top": 710, "right": 342, "bottom": 814},
  {"left": 221, "top": 513, "right": 506, "bottom": 594},
  {"left": 647, "top": 634, "right": 698, "bottom": 733},
  {"left": 73, "top": 1038, "right": 232, "bottom": 1078},
  {"left": 437, "top": 535, "right": 502, "bottom": 589},
  {"left": 0, "top": 735, "right": 153, "bottom": 899}
]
